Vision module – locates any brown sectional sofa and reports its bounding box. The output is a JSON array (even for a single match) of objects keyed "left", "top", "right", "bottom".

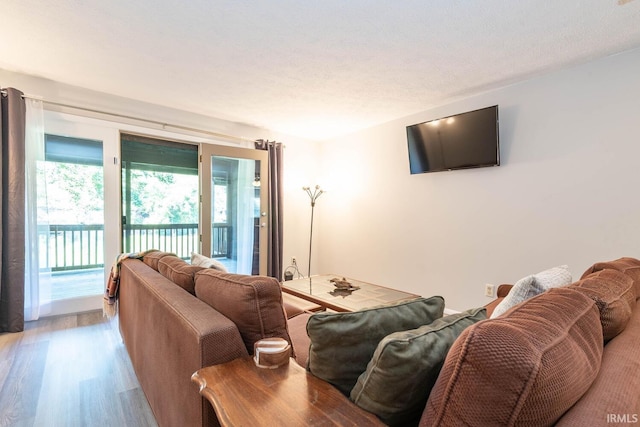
[
  {"left": 420, "top": 257, "right": 640, "bottom": 427},
  {"left": 118, "top": 253, "right": 297, "bottom": 427},
  {"left": 119, "top": 254, "right": 640, "bottom": 426},
  {"left": 288, "top": 258, "right": 640, "bottom": 426}
]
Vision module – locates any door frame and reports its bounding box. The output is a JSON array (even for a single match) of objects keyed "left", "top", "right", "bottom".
[
  {"left": 43, "top": 112, "right": 120, "bottom": 316},
  {"left": 200, "top": 144, "right": 268, "bottom": 276}
]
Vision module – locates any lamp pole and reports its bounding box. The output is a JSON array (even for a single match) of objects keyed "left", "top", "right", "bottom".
[{"left": 303, "top": 185, "right": 324, "bottom": 293}]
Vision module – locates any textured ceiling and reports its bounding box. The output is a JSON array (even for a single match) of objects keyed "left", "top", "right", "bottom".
[{"left": 2, "top": 0, "right": 640, "bottom": 140}]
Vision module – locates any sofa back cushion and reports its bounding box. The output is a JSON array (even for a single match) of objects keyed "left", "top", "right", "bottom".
[
  {"left": 157, "top": 255, "right": 203, "bottom": 295},
  {"left": 422, "top": 287, "right": 603, "bottom": 427},
  {"left": 570, "top": 269, "right": 636, "bottom": 341},
  {"left": 555, "top": 301, "right": 640, "bottom": 426},
  {"left": 194, "top": 270, "right": 291, "bottom": 354},
  {"left": 581, "top": 257, "right": 640, "bottom": 299},
  {"left": 351, "top": 307, "right": 486, "bottom": 426},
  {"left": 307, "top": 296, "right": 444, "bottom": 396},
  {"left": 142, "top": 251, "right": 176, "bottom": 271}
]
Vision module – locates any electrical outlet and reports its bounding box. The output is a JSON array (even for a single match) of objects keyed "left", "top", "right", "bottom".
[
  {"left": 291, "top": 256, "right": 297, "bottom": 265},
  {"left": 484, "top": 284, "right": 495, "bottom": 298}
]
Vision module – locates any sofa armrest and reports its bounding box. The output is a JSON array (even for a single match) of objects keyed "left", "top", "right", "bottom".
[
  {"left": 119, "top": 259, "right": 248, "bottom": 427},
  {"left": 483, "top": 284, "right": 512, "bottom": 318},
  {"left": 496, "top": 284, "right": 513, "bottom": 298}
]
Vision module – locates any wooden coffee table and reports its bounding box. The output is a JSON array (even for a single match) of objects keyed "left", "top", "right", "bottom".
[
  {"left": 281, "top": 274, "right": 419, "bottom": 312},
  {"left": 192, "top": 357, "right": 384, "bottom": 426}
]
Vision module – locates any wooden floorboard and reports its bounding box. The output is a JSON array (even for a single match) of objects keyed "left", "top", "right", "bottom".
[{"left": 0, "top": 311, "right": 157, "bottom": 427}]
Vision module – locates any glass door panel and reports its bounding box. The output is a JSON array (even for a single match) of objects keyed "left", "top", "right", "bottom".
[
  {"left": 42, "top": 134, "right": 105, "bottom": 300},
  {"left": 120, "top": 134, "right": 199, "bottom": 258},
  {"left": 201, "top": 145, "right": 267, "bottom": 275}
]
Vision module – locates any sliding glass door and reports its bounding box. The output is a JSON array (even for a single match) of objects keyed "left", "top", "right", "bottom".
[
  {"left": 121, "top": 138, "right": 268, "bottom": 274},
  {"left": 41, "top": 135, "right": 105, "bottom": 301},
  {"left": 39, "top": 114, "right": 119, "bottom": 316},
  {"left": 201, "top": 145, "right": 268, "bottom": 275},
  {"left": 120, "top": 134, "right": 199, "bottom": 258}
]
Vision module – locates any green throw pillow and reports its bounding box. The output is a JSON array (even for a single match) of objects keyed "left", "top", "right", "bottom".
[
  {"left": 350, "top": 307, "right": 487, "bottom": 426},
  {"left": 306, "top": 296, "right": 445, "bottom": 396}
]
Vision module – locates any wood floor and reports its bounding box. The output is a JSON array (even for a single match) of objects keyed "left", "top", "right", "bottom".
[{"left": 0, "top": 311, "right": 157, "bottom": 427}]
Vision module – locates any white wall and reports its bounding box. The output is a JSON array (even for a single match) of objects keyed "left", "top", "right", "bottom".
[{"left": 316, "top": 48, "right": 640, "bottom": 311}]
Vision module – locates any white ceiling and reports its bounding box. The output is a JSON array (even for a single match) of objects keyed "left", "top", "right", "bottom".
[{"left": 2, "top": 0, "right": 640, "bottom": 141}]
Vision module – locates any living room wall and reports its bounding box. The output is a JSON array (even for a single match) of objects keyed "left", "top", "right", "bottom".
[{"left": 315, "top": 47, "right": 640, "bottom": 311}]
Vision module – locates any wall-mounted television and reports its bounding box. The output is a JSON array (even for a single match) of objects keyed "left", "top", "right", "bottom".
[{"left": 406, "top": 105, "right": 499, "bottom": 174}]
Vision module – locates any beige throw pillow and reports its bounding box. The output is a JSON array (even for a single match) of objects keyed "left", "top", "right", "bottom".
[
  {"left": 191, "top": 251, "right": 228, "bottom": 272},
  {"left": 490, "top": 264, "right": 572, "bottom": 318}
]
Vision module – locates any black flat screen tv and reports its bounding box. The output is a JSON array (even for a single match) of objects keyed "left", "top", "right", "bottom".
[{"left": 406, "top": 105, "right": 499, "bottom": 174}]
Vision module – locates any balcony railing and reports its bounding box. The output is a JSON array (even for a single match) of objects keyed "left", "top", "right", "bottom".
[
  {"left": 39, "top": 223, "right": 232, "bottom": 272},
  {"left": 40, "top": 224, "right": 105, "bottom": 272},
  {"left": 122, "top": 223, "right": 200, "bottom": 260}
]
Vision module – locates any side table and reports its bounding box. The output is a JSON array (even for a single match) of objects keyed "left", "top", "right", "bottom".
[{"left": 192, "top": 357, "right": 384, "bottom": 426}]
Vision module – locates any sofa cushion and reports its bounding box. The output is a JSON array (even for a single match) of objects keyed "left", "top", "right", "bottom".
[
  {"left": 422, "top": 287, "right": 603, "bottom": 427},
  {"left": 555, "top": 301, "right": 640, "bottom": 426},
  {"left": 351, "top": 307, "right": 486, "bottom": 426},
  {"left": 190, "top": 251, "right": 228, "bottom": 272},
  {"left": 142, "top": 251, "right": 176, "bottom": 271},
  {"left": 490, "top": 265, "right": 572, "bottom": 318},
  {"left": 571, "top": 269, "right": 636, "bottom": 341},
  {"left": 157, "top": 255, "right": 204, "bottom": 294},
  {"left": 307, "top": 296, "right": 444, "bottom": 396},
  {"left": 194, "top": 270, "right": 291, "bottom": 354},
  {"left": 287, "top": 312, "right": 313, "bottom": 369},
  {"left": 581, "top": 257, "right": 640, "bottom": 298}
]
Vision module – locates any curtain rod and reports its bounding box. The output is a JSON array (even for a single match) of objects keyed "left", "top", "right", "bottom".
[{"left": 1, "top": 89, "right": 253, "bottom": 144}]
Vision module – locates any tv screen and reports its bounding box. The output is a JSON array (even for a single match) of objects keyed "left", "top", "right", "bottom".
[{"left": 406, "top": 105, "right": 499, "bottom": 174}]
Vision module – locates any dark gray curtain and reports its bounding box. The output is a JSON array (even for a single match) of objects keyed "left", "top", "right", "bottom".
[
  {"left": 255, "top": 139, "right": 283, "bottom": 281},
  {"left": 1, "top": 87, "right": 26, "bottom": 333}
]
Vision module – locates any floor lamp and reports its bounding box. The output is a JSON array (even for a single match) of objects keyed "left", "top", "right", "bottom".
[{"left": 303, "top": 185, "right": 324, "bottom": 293}]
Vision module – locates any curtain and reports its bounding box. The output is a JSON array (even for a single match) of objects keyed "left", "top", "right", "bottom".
[
  {"left": 24, "top": 98, "right": 51, "bottom": 320},
  {"left": 255, "top": 139, "right": 284, "bottom": 281},
  {"left": 0, "top": 87, "right": 26, "bottom": 333},
  {"left": 235, "top": 159, "right": 255, "bottom": 275}
]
